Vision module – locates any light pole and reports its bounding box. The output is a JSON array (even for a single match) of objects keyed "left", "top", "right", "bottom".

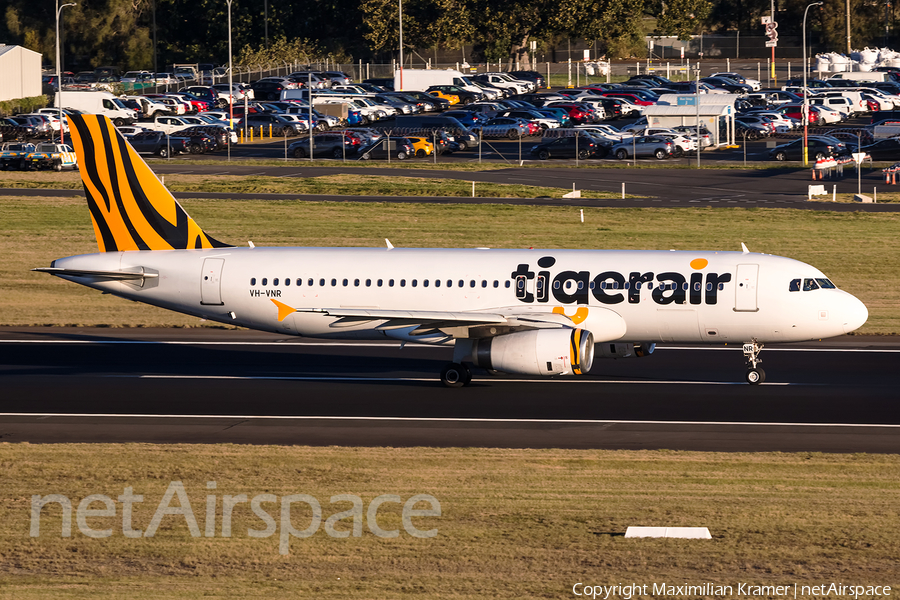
[
  {"left": 803, "top": 1, "right": 823, "bottom": 166},
  {"left": 227, "top": 0, "right": 233, "bottom": 161},
  {"left": 55, "top": 1, "right": 76, "bottom": 144},
  {"left": 398, "top": 0, "right": 404, "bottom": 90},
  {"left": 770, "top": 0, "right": 776, "bottom": 85}
]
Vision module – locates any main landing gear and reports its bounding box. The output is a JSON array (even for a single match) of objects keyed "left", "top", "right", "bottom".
[
  {"left": 743, "top": 340, "right": 765, "bottom": 385},
  {"left": 440, "top": 363, "right": 472, "bottom": 388}
]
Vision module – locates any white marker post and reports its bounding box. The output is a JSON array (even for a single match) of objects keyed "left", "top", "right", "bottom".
[
  {"left": 622, "top": 182, "right": 625, "bottom": 199},
  {"left": 580, "top": 209, "right": 584, "bottom": 223}
]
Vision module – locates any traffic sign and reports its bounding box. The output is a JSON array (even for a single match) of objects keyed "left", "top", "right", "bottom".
[
  {"left": 765, "top": 40, "right": 778, "bottom": 47},
  {"left": 677, "top": 96, "right": 697, "bottom": 106},
  {"left": 761, "top": 16, "right": 772, "bottom": 24}
]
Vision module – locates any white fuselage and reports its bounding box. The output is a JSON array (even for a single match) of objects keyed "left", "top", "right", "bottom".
[{"left": 52, "top": 247, "right": 868, "bottom": 346}]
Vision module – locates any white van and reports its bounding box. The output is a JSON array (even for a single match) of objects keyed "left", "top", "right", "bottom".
[
  {"left": 394, "top": 69, "right": 484, "bottom": 96},
  {"left": 813, "top": 90, "right": 866, "bottom": 113},
  {"left": 827, "top": 72, "right": 888, "bottom": 82},
  {"left": 55, "top": 91, "right": 137, "bottom": 126}
]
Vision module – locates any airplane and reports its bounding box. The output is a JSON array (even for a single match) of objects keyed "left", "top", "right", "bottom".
[{"left": 33, "top": 114, "right": 868, "bottom": 387}]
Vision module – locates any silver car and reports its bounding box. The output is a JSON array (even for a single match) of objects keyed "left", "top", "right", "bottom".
[{"left": 610, "top": 136, "right": 674, "bottom": 160}]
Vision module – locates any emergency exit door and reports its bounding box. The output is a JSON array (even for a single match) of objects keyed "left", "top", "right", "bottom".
[
  {"left": 734, "top": 263, "right": 759, "bottom": 312},
  {"left": 200, "top": 258, "right": 225, "bottom": 305}
]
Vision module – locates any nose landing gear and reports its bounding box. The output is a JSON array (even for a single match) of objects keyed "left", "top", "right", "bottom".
[{"left": 743, "top": 340, "right": 765, "bottom": 384}]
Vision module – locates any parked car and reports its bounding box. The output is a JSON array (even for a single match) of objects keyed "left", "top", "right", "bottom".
[
  {"left": 426, "top": 85, "right": 481, "bottom": 105},
  {"left": 530, "top": 135, "right": 604, "bottom": 160},
  {"left": 0, "top": 142, "right": 37, "bottom": 169},
  {"left": 356, "top": 137, "right": 415, "bottom": 160},
  {"left": 610, "top": 136, "right": 674, "bottom": 160},
  {"left": 479, "top": 117, "right": 533, "bottom": 139},
  {"left": 767, "top": 136, "right": 851, "bottom": 161},
  {"left": 242, "top": 113, "right": 306, "bottom": 136},
  {"left": 288, "top": 132, "right": 361, "bottom": 158},
  {"left": 859, "top": 137, "right": 900, "bottom": 160},
  {"left": 126, "top": 131, "right": 190, "bottom": 157},
  {"left": 25, "top": 143, "right": 78, "bottom": 170},
  {"left": 509, "top": 70, "right": 546, "bottom": 90}
]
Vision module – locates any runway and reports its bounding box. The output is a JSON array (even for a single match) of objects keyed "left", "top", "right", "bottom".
[{"left": 1, "top": 328, "right": 897, "bottom": 452}]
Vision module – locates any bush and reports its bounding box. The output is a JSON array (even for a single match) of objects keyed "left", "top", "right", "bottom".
[{"left": 0, "top": 95, "right": 49, "bottom": 116}]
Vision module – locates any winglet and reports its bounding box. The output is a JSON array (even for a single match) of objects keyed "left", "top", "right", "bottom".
[
  {"left": 271, "top": 299, "right": 296, "bottom": 322},
  {"left": 741, "top": 242, "right": 750, "bottom": 254},
  {"left": 385, "top": 238, "right": 394, "bottom": 249}
]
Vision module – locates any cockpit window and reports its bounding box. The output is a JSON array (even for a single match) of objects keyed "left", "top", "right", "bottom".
[
  {"left": 816, "top": 278, "right": 836, "bottom": 289},
  {"left": 789, "top": 279, "right": 801, "bottom": 292},
  {"left": 803, "top": 278, "right": 820, "bottom": 291}
]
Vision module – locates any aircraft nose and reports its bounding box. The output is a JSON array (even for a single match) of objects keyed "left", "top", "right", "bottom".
[{"left": 841, "top": 293, "right": 868, "bottom": 334}]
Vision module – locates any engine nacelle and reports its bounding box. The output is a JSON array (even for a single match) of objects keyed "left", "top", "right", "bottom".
[
  {"left": 594, "top": 342, "right": 656, "bottom": 359},
  {"left": 471, "top": 329, "right": 594, "bottom": 376}
]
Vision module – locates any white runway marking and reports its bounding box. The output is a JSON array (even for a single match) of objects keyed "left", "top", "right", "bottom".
[
  {"left": 0, "top": 340, "right": 896, "bottom": 352},
  {"left": 130, "top": 374, "right": 795, "bottom": 385},
  {"left": 1, "top": 413, "right": 897, "bottom": 428}
]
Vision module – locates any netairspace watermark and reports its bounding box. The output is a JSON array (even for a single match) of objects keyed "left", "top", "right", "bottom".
[
  {"left": 572, "top": 582, "right": 892, "bottom": 600},
  {"left": 31, "top": 481, "right": 440, "bottom": 555}
]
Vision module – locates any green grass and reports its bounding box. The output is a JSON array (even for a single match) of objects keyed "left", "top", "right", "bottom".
[
  {"left": 0, "top": 172, "right": 636, "bottom": 199},
  {"left": 1, "top": 445, "right": 898, "bottom": 599},
  {"left": 1, "top": 196, "right": 897, "bottom": 332}
]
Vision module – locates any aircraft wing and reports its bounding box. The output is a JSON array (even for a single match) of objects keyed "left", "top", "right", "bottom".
[{"left": 274, "top": 301, "right": 617, "bottom": 335}]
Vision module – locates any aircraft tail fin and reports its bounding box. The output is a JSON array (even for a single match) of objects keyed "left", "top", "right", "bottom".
[{"left": 67, "top": 113, "right": 230, "bottom": 252}]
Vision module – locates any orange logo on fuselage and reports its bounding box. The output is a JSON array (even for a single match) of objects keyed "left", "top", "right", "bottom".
[{"left": 552, "top": 306, "right": 589, "bottom": 324}]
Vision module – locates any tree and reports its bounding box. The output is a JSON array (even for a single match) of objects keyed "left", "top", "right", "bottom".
[{"left": 655, "top": 0, "right": 712, "bottom": 40}]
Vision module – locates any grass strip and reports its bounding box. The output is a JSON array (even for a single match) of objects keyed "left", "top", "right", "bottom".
[
  {"left": 0, "top": 173, "right": 639, "bottom": 198},
  {"left": 1, "top": 445, "right": 898, "bottom": 599},
  {"left": 2, "top": 196, "right": 897, "bottom": 333}
]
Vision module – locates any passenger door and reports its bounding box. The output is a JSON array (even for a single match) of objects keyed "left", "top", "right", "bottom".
[
  {"left": 200, "top": 258, "right": 225, "bottom": 306},
  {"left": 734, "top": 264, "right": 759, "bottom": 312}
]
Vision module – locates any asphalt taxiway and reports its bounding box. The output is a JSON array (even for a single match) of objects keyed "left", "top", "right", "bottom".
[
  {"left": 5, "top": 165, "right": 900, "bottom": 210},
  {"left": 1, "top": 328, "right": 897, "bottom": 452}
]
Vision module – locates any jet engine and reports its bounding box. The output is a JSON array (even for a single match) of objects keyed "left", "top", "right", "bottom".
[
  {"left": 594, "top": 342, "right": 656, "bottom": 359},
  {"left": 471, "top": 328, "right": 594, "bottom": 376}
]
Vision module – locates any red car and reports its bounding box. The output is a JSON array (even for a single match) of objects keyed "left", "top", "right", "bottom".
[
  {"left": 545, "top": 102, "right": 592, "bottom": 124},
  {"left": 779, "top": 104, "right": 820, "bottom": 125},
  {"left": 599, "top": 92, "right": 654, "bottom": 106}
]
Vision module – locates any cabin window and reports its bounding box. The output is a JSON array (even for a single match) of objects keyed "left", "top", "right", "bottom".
[
  {"left": 412, "top": 280, "right": 418, "bottom": 287},
  {"left": 389, "top": 279, "right": 395, "bottom": 287},
  {"left": 565, "top": 281, "right": 572, "bottom": 290},
  {"left": 343, "top": 279, "right": 349, "bottom": 287},
  {"left": 517, "top": 279, "right": 525, "bottom": 289},
  {"left": 435, "top": 280, "right": 440, "bottom": 288},
  {"left": 459, "top": 280, "right": 465, "bottom": 287},
  {"left": 319, "top": 278, "right": 325, "bottom": 286},
  {"left": 354, "top": 279, "right": 360, "bottom": 287},
  {"left": 470, "top": 280, "right": 476, "bottom": 288},
  {"left": 250, "top": 278, "right": 256, "bottom": 286},
  {"left": 493, "top": 280, "right": 499, "bottom": 288},
  {"left": 505, "top": 281, "right": 511, "bottom": 288},
  {"left": 331, "top": 278, "right": 337, "bottom": 286},
  {"left": 366, "top": 279, "right": 371, "bottom": 287},
  {"left": 447, "top": 280, "right": 453, "bottom": 287},
  {"left": 694, "top": 282, "right": 701, "bottom": 291},
  {"left": 481, "top": 280, "right": 487, "bottom": 288},
  {"left": 377, "top": 279, "right": 383, "bottom": 287},
  {"left": 817, "top": 278, "right": 836, "bottom": 289},
  {"left": 682, "top": 282, "right": 688, "bottom": 290},
  {"left": 553, "top": 281, "right": 561, "bottom": 290},
  {"left": 706, "top": 282, "right": 713, "bottom": 291},
  {"left": 262, "top": 278, "right": 268, "bottom": 286},
  {"left": 624, "top": 282, "right": 630, "bottom": 290},
  {"left": 285, "top": 278, "right": 290, "bottom": 286},
  {"left": 298, "top": 279, "right": 304, "bottom": 286},
  {"left": 273, "top": 278, "right": 279, "bottom": 286},
  {"left": 634, "top": 282, "right": 640, "bottom": 290},
  {"left": 717, "top": 283, "right": 723, "bottom": 291},
  {"left": 803, "top": 278, "right": 820, "bottom": 291},
  {"left": 400, "top": 279, "right": 406, "bottom": 287}
]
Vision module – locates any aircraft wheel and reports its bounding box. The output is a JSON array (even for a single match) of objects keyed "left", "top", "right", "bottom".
[
  {"left": 440, "top": 363, "right": 471, "bottom": 388},
  {"left": 746, "top": 368, "right": 766, "bottom": 385}
]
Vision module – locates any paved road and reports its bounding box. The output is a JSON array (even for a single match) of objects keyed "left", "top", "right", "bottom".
[
  {"left": 1, "top": 328, "right": 897, "bottom": 452},
  {"left": 6, "top": 164, "right": 899, "bottom": 211}
]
